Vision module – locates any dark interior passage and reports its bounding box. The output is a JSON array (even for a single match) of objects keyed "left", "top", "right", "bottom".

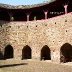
[
  {"left": 22, "top": 45, "right": 31, "bottom": 60},
  {"left": 4, "top": 45, "right": 13, "bottom": 59},
  {"left": 0, "top": 10, "right": 10, "bottom": 21},
  {"left": 41, "top": 45, "right": 51, "bottom": 60},
  {"left": 29, "top": 10, "right": 45, "bottom": 21},
  {"left": 0, "top": 51, "right": 3, "bottom": 60},
  {"left": 13, "top": 11, "right": 27, "bottom": 21},
  {"left": 60, "top": 43, "right": 72, "bottom": 63},
  {"left": 48, "top": 5, "right": 64, "bottom": 18},
  {"left": 68, "top": 2, "right": 72, "bottom": 12}
]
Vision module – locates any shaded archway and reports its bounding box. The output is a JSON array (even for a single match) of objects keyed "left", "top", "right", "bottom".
[
  {"left": 41, "top": 45, "right": 51, "bottom": 60},
  {"left": 30, "top": 10, "right": 45, "bottom": 21},
  {"left": 60, "top": 43, "right": 72, "bottom": 63},
  {"left": 22, "top": 45, "right": 31, "bottom": 60},
  {"left": 0, "top": 51, "right": 3, "bottom": 60},
  {"left": 4, "top": 45, "right": 13, "bottom": 59},
  {"left": 48, "top": 5, "right": 64, "bottom": 18},
  {"left": 13, "top": 11, "right": 27, "bottom": 21},
  {"left": 0, "top": 10, "right": 10, "bottom": 21},
  {"left": 68, "top": 3, "right": 72, "bottom": 12}
]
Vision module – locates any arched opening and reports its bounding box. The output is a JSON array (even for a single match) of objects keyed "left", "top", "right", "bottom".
[
  {"left": 41, "top": 45, "right": 51, "bottom": 60},
  {"left": 48, "top": 5, "right": 64, "bottom": 18},
  {"left": 60, "top": 43, "right": 72, "bottom": 63},
  {"left": 4, "top": 45, "right": 13, "bottom": 59},
  {"left": 0, "top": 51, "right": 3, "bottom": 60},
  {"left": 22, "top": 45, "right": 31, "bottom": 60},
  {"left": 30, "top": 10, "right": 45, "bottom": 21},
  {"left": 0, "top": 10, "right": 10, "bottom": 21},
  {"left": 13, "top": 11, "right": 27, "bottom": 21},
  {"left": 68, "top": 3, "right": 72, "bottom": 13}
]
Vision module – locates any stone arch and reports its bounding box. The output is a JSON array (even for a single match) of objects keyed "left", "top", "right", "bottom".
[
  {"left": 68, "top": 3, "right": 72, "bottom": 12},
  {"left": 0, "top": 10, "right": 10, "bottom": 21},
  {"left": 41, "top": 45, "right": 51, "bottom": 60},
  {"left": 30, "top": 10, "right": 45, "bottom": 21},
  {"left": 13, "top": 11, "right": 27, "bottom": 21},
  {"left": 60, "top": 43, "right": 72, "bottom": 63},
  {"left": 0, "top": 50, "right": 3, "bottom": 60},
  {"left": 22, "top": 45, "right": 31, "bottom": 60},
  {"left": 48, "top": 4, "right": 64, "bottom": 18},
  {"left": 4, "top": 45, "right": 13, "bottom": 59}
]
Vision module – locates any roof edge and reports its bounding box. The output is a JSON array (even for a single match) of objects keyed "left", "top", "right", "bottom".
[{"left": 0, "top": 0, "right": 56, "bottom": 9}]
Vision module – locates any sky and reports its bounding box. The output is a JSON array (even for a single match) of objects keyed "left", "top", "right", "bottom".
[{"left": 0, "top": 0, "right": 51, "bottom": 5}]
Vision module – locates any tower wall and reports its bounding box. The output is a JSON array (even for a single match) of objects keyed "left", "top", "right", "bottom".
[{"left": 0, "top": 12, "right": 72, "bottom": 62}]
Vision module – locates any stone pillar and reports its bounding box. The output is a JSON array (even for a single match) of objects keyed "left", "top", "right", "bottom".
[
  {"left": 51, "top": 49, "right": 60, "bottom": 63},
  {"left": 14, "top": 46, "right": 22, "bottom": 60},
  {"left": 34, "top": 16, "right": 36, "bottom": 21},
  {"left": 44, "top": 11, "right": 48, "bottom": 19},
  {"left": 0, "top": 47, "right": 4, "bottom": 59},
  {"left": 8, "top": 12, "right": 14, "bottom": 21},
  {"left": 10, "top": 14, "right": 14, "bottom": 21},
  {"left": 27, "top": 14, "right": 30, "bottom": 21},
  {"left": 11, "top": 17, "right": 14, "bottom": 21},
  {"left": 32, "top": 47, "right": 40, "bottom": 60},
  {"left": 64, "top": 5, "right": 68, "bottom": 14}
]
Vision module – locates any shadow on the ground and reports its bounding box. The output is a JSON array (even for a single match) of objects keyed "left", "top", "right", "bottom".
[{"left": 0, "top": 63, "right": 27, "bottom": 68}]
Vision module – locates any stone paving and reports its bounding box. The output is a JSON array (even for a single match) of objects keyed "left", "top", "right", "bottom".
[{"left": 0, "top": 60, "right": 72, "bottom": 72}]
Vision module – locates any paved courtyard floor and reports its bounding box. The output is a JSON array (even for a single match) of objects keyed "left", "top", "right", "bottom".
[{"left": 0, "top": 59, "right": 72, "bottom": 72}]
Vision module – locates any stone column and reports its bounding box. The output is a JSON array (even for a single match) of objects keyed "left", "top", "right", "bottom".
[
  {"left": 8, "top": 12, "right": 14, "bottom": 21},
  {"left": 44, "top": 11, "right": 48, "bottom": 19},
  {"left": 27, "top": 14, "right": 30, "bottom": 21},
  {"left": 64, "top": 5, "right": 68, "bottom": 14},
  {"left": 51, "top": 49, "right": 60, "bottom": 63},
  {"left": 14, "top": 49, "right": 22, "bottom": 60},
  {"left": 11, "top": 16, "right": 14, "bottom": 21},
  {"left": 34, "top": 16, "right": 36, "bottom": 21},
  {"left": 0, "top": 47, "right": 4, "bottom": 59},
  {"left": 32, "top": 47, "right": 40, "bottom": 60}
]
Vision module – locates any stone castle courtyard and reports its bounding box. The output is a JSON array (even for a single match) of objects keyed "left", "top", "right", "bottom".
[{"left": 0, "top": 0, "right": 72, "bottom": 72}]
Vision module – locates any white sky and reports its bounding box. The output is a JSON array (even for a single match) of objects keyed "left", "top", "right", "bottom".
[{"left": 0, "top": 0, "right": 51, "bottom": 5}]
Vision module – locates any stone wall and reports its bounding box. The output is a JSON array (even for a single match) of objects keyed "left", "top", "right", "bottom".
[{"left": 0, "top": 12, "right": 72, "bottom": 62}]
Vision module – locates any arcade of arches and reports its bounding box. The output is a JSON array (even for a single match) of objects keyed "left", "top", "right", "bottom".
[
  {"left": 4, "top": 45, "right": 13, "bottom": 59},
  {"left": 0, "top": 10, "right": 10, "bottom": 21},
  {"left": 60, "top": 43, "right": 72, "bottom": 63},
  {"left": 0, "top": 4, "right": 71, "bottom": 21},
  {"left": 22, "top": 45, "right": 31, "bottom": 60},
  {"left": 41, "top": 45, "right": 51, "bottom": 60},
  {"left": 0, "top": 43, "right": 72, "bottom": 63}
]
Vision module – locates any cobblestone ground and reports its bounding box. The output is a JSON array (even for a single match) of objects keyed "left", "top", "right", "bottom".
[{"left": 0, "top": 60, "right": 72, "bottom": 72}]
